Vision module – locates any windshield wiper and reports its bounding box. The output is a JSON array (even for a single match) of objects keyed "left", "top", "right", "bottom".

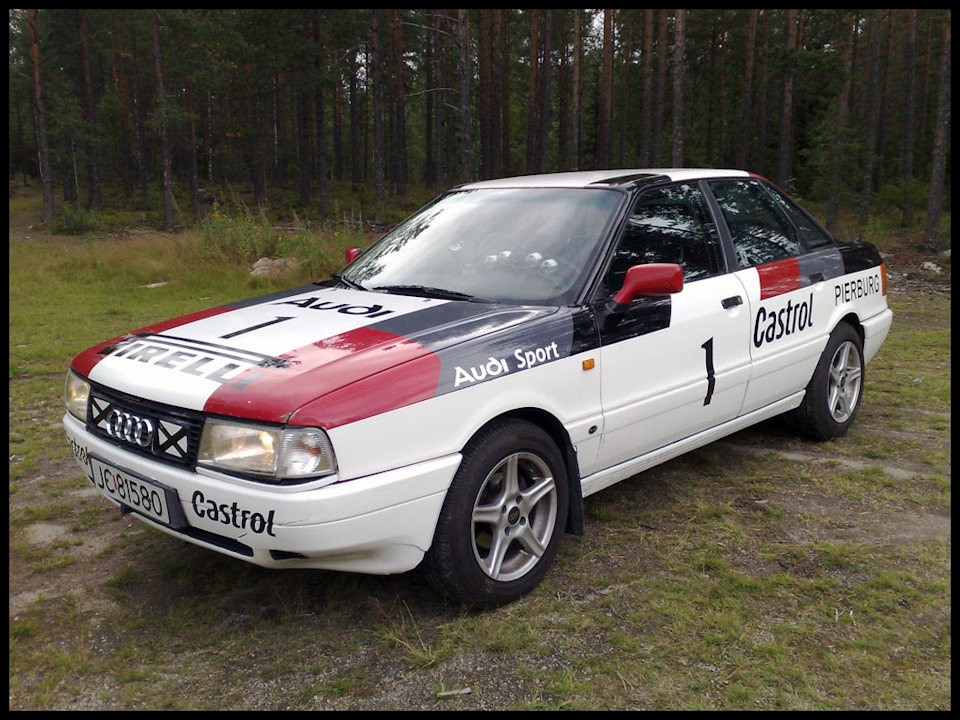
[
  {"left": 372, "top": 284, "right": 491, "bottom": 303},
  {"left": 331, "top": 273, "right": 366, "bottom": 291}
]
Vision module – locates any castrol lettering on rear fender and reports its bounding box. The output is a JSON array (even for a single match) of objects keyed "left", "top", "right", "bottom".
[{"left": 753, "top": 292, "right": 815, "bottom": 348}]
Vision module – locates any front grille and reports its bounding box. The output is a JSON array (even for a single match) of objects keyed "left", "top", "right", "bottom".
[{"left": 86, "top": 382, "right": 204, "bottom": 469}]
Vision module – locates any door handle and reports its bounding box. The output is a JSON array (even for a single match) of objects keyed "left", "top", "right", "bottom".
[
  {"left": 808, "top": 272, "right": 824, "bottom": 283},
  {"left": 721, "top": 295, "right": 743, "bottom": 309}
]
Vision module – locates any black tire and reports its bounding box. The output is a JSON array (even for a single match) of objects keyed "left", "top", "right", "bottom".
[
  {"left": 422, "top": 419, "right": 569, "bottom": 609},
  {"left": 787, "top": 322, "right": 865, "bottom": 441}
]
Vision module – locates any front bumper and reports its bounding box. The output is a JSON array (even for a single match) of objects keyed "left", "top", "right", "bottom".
[{"left": 64, "top": 413, "right": 459, "bottom": 574}]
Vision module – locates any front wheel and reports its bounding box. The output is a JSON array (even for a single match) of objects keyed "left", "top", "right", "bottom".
[
  {"left": 787, "top": 322, "right": 865, "bottom": 440},
  {"left": 422, "top": 419, "right": 569, "bottom": 609}
]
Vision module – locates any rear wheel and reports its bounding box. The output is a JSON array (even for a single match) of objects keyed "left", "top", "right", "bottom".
[
  {"left": 788, "top": 322, "right": 864, "bottom": 440},
  {"left": 422, "top": 419, "right": 569, "bottom": 609}
]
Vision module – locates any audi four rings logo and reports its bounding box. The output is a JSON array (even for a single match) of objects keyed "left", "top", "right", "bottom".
[{"left": 105, "top": 409, "right": 154, "bottom": 448}]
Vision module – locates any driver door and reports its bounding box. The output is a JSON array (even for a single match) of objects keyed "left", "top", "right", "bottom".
[{"left": 594, "top": 182, "right": 752, "bottom": 471}]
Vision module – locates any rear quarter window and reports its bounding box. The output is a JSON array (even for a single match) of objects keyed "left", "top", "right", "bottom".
[{"left": 709, "top": 179, "right": 803, "bottom": 268}]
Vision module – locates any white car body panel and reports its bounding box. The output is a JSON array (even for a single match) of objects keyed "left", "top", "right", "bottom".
[{"left": 597, "top": 272, "right": 752, "bottom": 469}]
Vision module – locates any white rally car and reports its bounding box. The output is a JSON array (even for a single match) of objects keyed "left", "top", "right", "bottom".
[{"left": 64, "top": 169, "right": 893, "bottom": 607}]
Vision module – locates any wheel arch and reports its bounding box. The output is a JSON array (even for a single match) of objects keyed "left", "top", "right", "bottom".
[
  {"left": 469, "top": 407, "right": 586, "bottom": 536},
  {"left": 836, "top": 311, "right": 864, "bottom": 344}
]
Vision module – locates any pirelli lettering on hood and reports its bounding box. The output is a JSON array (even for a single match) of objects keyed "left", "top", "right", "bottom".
[{"left": 108, "top": 335, "right": 263, "bottom": 386}]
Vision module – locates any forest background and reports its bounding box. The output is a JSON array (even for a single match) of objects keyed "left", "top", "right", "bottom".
[{"left": 9, "top": 9, "right": 952, "bottom": 253}]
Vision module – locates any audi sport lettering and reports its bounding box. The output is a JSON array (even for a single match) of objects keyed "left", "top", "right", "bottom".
[
  {"left": 63, "top": 168, "right": 893, "bottom": 608},
  {"left": 453, "top": 341, "right": 562, "bottom": 387}
]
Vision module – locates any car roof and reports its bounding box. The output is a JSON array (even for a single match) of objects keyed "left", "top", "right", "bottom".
[{"left": 457, "top": 168, "right": 752, "bottom": 190}]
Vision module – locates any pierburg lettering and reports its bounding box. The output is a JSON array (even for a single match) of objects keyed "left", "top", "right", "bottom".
[
  {"left": 190, "top": 490, "right": 277, "bottom": 537},
  {"left": 753, "top": 292, "right": 814, "bottom": 348},
  {"left": 835, "top": 273, "right": 882, "bottom": 306}
]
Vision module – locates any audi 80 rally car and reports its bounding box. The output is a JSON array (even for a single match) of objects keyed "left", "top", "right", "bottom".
[{"left": 64, "top": 169, "right": 892, "bottom": 607}]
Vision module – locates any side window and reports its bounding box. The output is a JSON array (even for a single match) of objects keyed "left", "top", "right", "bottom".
[
  {"left": 763, "top": 183, "right": 835, "bottom": 249},
  {"left": 709, "top": 179, "right": 803, "bottom": 268},
  {"left": 603, "top": 183, "right": 723, "bottom": 294}
]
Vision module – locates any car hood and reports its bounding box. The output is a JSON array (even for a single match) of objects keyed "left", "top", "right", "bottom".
[{"left": 72, "top": 284, "right": 571, "bottom": 428}]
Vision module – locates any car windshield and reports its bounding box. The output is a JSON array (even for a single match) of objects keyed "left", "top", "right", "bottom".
[{"left": 339, "top": 187, "right": 624, "bottom": 305}]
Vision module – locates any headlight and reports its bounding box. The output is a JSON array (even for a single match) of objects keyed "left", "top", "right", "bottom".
[
  {"left": 198, "top": 418, "right": 337, "bottom": 483},
  {"left": 64, "top": 371, "right": 90, "bottom": 421}
]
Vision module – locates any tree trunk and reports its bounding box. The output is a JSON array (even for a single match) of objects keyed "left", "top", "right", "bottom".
[
  {"left": 653, "top": 10, "right": 668, "bottom": 165},
  {"left": 525, "top": 9, "right": 539, "bottom": 173},
  {"left": 671, "top": 9, "right": 686, "bottom": 166},
  {"left": 753, "top": 10, "right": 770, "bottom": 174},
  {"left": 390, "top": 9, "right": 407, "bottom": 195},
  {"left": 27, "top": 9, "right": 55, "bottom": 222},
  {"left": 501, "top": 9, "right": 512, "bottom": 178},
  {"left": 433, "top": 11, "right": 446, "bottom": 192},
  {"left": 901, "top": 10, "right": 917, "bottom": 181},
  {"left": 826, "top": 13, "right": 855, "bottom": 234},
  {"left": 131, "top": 32, "right": 150, "bottom": 210},
  {"left": 111, "top": 58, "right": 135, "bottom": 199},
  {"left": 570, "top": 9, "right": 581, "bottom": 170},
  {"left": 315, "top": 88, "right": 329, "bottom": 214},
  {"left": 152, "top": 13, "right": 176, "bottom": 231},
  {"left": 297, "top": 88, "right": 312, "bottom": 205},
  {"left": 638, "top": 9, "right": 654, "bottom": 166},
  {"left": 185, "top": 75, "right": 202, "bottom": 217},
  {"left": 775, "top": 10, "right": 798, "bottom": 190},
  {"left": 597, "top": 9, "right": 613, "bottom": 168},
  {"left": 370, "top": 10, "right": 386, "bottom": 209},
  {"left": 332, "top": 68, "right": 343, "bottom": 183},
  {"left": 617, "top": 12, "right": 633, "bottom": 167},
  {"left": 538, "top": 10, "right": 551, "bottom": 173},
  {"left": 424, "top": 11, "right": 435, "bottom": 186},
  {"left": 348, "top": 50, "right": 361, "bottom": 189},
  {"left": 458, "top": 9, "right": 472, "bottom": 182},
  {"left": 478, "top": 10, "right": 501, "bottom": 179},
  {"left": 736, "top": 9, "right": 758, "bottom": 169},
  {"left": 923, "top": 16, "right": 950, "bottom": 250},
  {"left": 245, "top": 59, "right": 266, "bottom": 206},
  {"left": 314, "top": 22, "right": 329, "bottom": 212},
  {"left": 715, "top": 11, "right": 728, "bottom": 165},
  {"left": 858, "top": 10, "right": 884, "bottom": 226},
  {"left": 78, "top": 10, "right": 101, "bottom": 211}
]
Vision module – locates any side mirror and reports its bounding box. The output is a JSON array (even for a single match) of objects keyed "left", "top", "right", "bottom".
[
  {"left": 607, "top": 263, "right": 683, "bottom": 312},
  {"left": 344, "top": 247, "right": 361, "bottom": 264}
]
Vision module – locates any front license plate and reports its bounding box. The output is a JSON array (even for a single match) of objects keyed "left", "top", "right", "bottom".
[{"left": 89, "top": 455, "right": 177, "bottom": 526}]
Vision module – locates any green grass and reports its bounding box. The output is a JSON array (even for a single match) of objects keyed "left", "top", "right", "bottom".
[{"left": 8, "top": 188, "right": 951, "bottom": 710}]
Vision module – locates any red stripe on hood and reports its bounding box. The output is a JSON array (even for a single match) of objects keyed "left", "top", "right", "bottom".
[
  {"left": 70, "top": 307, "right": 234, "bottom": 378},
  {"left": 202, "top": 326, "right": 441, "bottom": 428},
  {"left": 757, "top": 258, "right": 801, "bottom": 300}
]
